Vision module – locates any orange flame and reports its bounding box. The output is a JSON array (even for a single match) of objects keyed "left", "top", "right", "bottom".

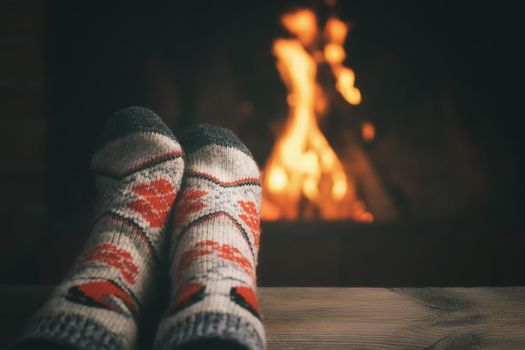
[
  {"left": 262, "top": 8, "right": 372, "bottom": 222},
  {"left": 281, "top": 9, "right": 318, "bottom": 47}
]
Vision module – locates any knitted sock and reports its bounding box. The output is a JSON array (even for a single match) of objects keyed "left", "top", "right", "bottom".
[
  {"left": 154, "top": 125, "right": 265, "bottom": 350},
  {"left": 17, "top": 107, "right": 184, "bottom": 349}
]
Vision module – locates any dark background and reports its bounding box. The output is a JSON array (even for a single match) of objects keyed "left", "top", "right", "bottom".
[{"left": 1, "top": 0, "right": 523, "bottom": 285}]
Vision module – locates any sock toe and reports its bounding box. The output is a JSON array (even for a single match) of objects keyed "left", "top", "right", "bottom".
[
  {"left": 181, "top": 124, "right": 253, "bottom": 158},
  {"left": 95, "top": 106, "right": 176, "bottom": 150},
  {"left": 91, "top": 106, "right": 183, "bottom": 178}
]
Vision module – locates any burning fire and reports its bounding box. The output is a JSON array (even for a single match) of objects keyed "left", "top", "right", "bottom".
[{"left": 261, "top": 8, "right": 373, "bottom": 222}]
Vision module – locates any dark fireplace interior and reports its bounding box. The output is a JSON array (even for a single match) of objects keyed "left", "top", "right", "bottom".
[{"left": 1, "top": 1, "right": 523, "bottom": 286}]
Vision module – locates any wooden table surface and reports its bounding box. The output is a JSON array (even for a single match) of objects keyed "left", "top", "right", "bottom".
[{"left": 1, "top": 286, "right": 524, "bottom": 349}]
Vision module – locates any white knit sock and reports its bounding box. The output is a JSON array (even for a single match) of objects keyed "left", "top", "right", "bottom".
[
  {"left": 17, "top": 107, "right": 184, "bottom": 349},
  {"left": 155, "top": 125, "right": 265, "bottom": 350}
]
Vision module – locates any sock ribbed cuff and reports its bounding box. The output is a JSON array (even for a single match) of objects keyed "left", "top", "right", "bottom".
[
  {"left": 156, "top": 312, "right": 264, "bottom": 350},
  {"left": 16, "top": 312, "right": 126, "bottom": 350}
]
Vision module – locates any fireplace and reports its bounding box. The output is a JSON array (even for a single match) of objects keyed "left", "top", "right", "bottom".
[{"left": 35, "top": 1, "right": 524, "bottom": 286}]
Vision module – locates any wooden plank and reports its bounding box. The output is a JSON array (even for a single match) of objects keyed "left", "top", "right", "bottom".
[
  {"left": 260, "top": 287, "right": 525, "bottom": 349},
  {"left": 1, "top": 287, "right": 524, "bottom": 349}
]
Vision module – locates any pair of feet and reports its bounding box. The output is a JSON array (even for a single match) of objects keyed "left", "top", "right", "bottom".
[{"left": 17, "top": 107, "right": 265, "bottom": 350}]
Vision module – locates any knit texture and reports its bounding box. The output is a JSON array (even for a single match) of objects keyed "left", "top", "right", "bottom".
[
  {"left": 155, "top": 125, "right": 265, "bottom": 350},
  {"left": 17, "top": 107, "right": 185, "bottom": 349}
]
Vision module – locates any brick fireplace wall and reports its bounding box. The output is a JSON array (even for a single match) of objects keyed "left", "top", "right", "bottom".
[{"left": 0, "top": 0, "right": 48, "bottom": 283}]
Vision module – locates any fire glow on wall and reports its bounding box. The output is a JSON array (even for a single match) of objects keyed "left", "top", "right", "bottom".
[{"left": 261, "top": 7, "right": 374, "bottom": 222}]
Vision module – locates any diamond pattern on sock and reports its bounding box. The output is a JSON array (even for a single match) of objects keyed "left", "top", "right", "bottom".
[{"left": 127, "top": 179, "right": 177, "bottom": 228}]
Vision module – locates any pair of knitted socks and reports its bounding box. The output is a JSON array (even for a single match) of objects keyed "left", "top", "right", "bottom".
[{"left": 17, "top": 107, "right": 265, "bottom": 350}]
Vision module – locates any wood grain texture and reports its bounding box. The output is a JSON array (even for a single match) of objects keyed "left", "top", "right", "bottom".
[
  {"left": 1, "top": 286, "right": 524, "bottom": 349},
  {"left": 259, "top": 287, "right": 525, "bottom": 349}
]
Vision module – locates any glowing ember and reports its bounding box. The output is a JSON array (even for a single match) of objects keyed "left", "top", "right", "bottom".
[
  {"left": 361, "top": 121, "right": 376, "bottom": 142},
  {"left": 261, "top": 8, "right": 373, "bottom": 222}
]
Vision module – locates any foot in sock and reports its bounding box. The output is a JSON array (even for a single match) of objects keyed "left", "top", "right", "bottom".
[
  {"left": 154, "top": 125, "right": 265, "bottom": 350},
  {"left": 16, "top": 107, "right": 184, "bottom": 349}
]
